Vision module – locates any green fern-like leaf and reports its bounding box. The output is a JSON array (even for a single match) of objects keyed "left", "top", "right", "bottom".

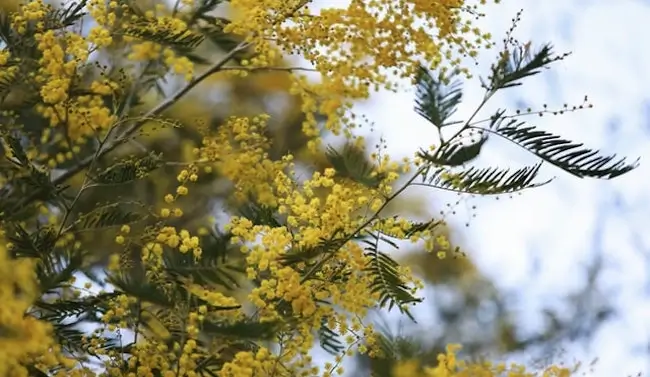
[
  {"left": 2, "top": 133, "right": 29, "bottom": 166},
  {"left": 326, "top": 144, "right": 384, "bottom": 188},
  {"left": 318, "top": 317, "right": 345, "bottom": 355},
  {"left": 362, "top": 232, "right": 421, "bottom": 320},
  {"left": 201, "top": 318, "right": 278, "bottom": 340},
  {"left": 280, "top": 229, "right": 348, "bottom": 267},
  {"left": 418, "top": 161, "right": 549, "bottom": 195},
  {"left": 475, "top": 118, "right": 639, "bottom": 179},
  {"left": 198, "top": 19, "right": 251, "bottom": 63},
  {"left": 6, "top": 224, "right": 58, "bottom": 258},
  {"left": 91, "top": 152, "right": 163, "bottom": 185},
  {"left": 109, "top": 271, "right": 176, "bottom": 308},
  {"left": 123, "top": 21, "right": 205, "bottom": 49},
  {"left": 35, "top": 292, "right": 119, "bottom": 323},
  {"left": 164, "top": 250, "right": 242, "bottom": 290},
  {"left": 191, "top": 0, "right": 227, "bottom": 25},
  {"left": 72, "top": 203, "right": 146, "bottom": 232},
  {"left": 487, "top": 43, "right": 561, "bottom": 90},
  {"left": 45, "top": 0, "right": 88, "bottom": 30},
  {"left": 36, "top": 249, "right": 84, "bottom": 293},
  {"left": 423, "top": 129, "right": 488, "bottom": 167},
  {"left": 414, "top": 65, "right": 463, "bottom": 128},
  {"left": 237, "top": 201, "right": 282, "bottom": 228}
]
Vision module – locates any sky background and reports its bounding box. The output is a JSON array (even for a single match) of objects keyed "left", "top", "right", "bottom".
[{"left": 350, "top": 1, "right": 650, "bottom": 376}]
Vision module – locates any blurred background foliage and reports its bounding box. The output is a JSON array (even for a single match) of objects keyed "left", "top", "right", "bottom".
[{"left": 0, "top": 0, "right": 614, "bottom": 374}]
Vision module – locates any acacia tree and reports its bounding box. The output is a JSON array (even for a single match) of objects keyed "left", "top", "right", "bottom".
[{"left": 0, "top": 1, "right": 638, "bottom": 377}]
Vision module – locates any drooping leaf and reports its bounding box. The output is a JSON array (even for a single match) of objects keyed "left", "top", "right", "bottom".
[
  {"left": 487, "top": 43, "right": 563, "bottom": 90},
  {"left": 91, "top": 152, "right": 163, "bottom": 185},
  {"left": 318, "top": 317, "right": 345, "bottom": 355},
  {"left": 363, "top": 231, "right": 421, "bottom": 320},
  {"left": 108, "top": 271, "right": 176, "bottom": 308},
  {"left": 123, "top": 21, "right": 205, "bottom": 49},
  {"left": 414, "top": 65, "right": 463, "bottom": 128},
  {"left": 280, "top": 229, "right": 348, "bottom": 267},
  {"left": 202, "top": 318, "right": 278, "bottom": 340},
  {"left": 477, "top": 118, "right": 639, "bottom": 179},
  {"left": 2, "top": 133, "right": 29, "bottom": 166},
  {"left": 0, "top": 66, "right": 19, "bottom": 99},
  {"left": 237, "top": 201, "right": 282, "bottom": 228},
  {"left": 5, "top": 224, "right": 58, "bottom": 258},
  {"left": 35, "top": 292, "right": 119, "bottom": 323},
  {"left": 45, "top": 0, "right": 88, "bottom": 30},
  {"left": 418, "top": 161, "right": 549, "bottom": 195},
  {"left": 326, "top": 144, "right": 384, "bottom": 188},
  {"left": 164, "top": 249, "right": 242, "bottom": 290},
  {"left": 36, "top": 249, "right": 84, "bottom": 294},
  {"left": 71, "top": 203, "right": 146, "bottom": 232},
  {"left": 422, "top": 129, "right": 487, "bottom": 166}
]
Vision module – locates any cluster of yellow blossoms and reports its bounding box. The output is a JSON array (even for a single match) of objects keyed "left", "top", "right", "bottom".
[
  {"left": 392, "top": 345, "right": 575, "bottom": 377},
  {"left": 0, "top": 0, "right": 584, "bottom": 376}
]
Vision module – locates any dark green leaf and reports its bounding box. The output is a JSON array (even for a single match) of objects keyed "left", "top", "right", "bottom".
[
  {"left": 91, "top": 152, "right": 163, "bottom": 185},
  {"left": 123, "top": 22, "right": 205, "bottom": 49},
  {"left": 424, "top": 130, "right": 487, "bottom": 166},
  {"left": 414, "top": 65, "right": 463, "bottom": 128},
  {"left": 363, "top": 232, "right": 421, "bottom": 320},
  {"left": 5, "top": 224, "right": 58, "bottom": 258},
  {"left": 318, "top": 317, "right": 345, "bottom": 354},
  {"left": 2, "top": 134, "right": 29, "bottom": 166},
  {"left": 202, "top": 319, "right": 278, "bottom": 340},
  {"left": 478, "top": 118, "right": 639, "bottom": 179},
  {"left": 72, "top": 203, "right": 146, "bottom": 232},
  {"left": 418, "top": 161, "right": 549, "bottom": 195},
  {"left": 326, "top": 144, "right": 384, "bottom": 188},
  {"left": 489, "top": 43, "right": 562, "bottom": 90}
]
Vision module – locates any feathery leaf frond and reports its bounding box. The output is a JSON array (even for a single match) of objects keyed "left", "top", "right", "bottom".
[
  {"left": 418, "top": 161, "right": 549, "bottom": 195},
  {"left": 91, "top": 152, "right": 163, "bottom": 185},
  {"left": 476, "top": 118, "right": 640, "bottom": 179},
  {"left": 363, "top": 231, "right": 421, "bottom": 320},
  {"left": 414, "top": 65, "right": 463, "bottom": 128},
  {"left": 326, "top": 144, "right": 384, "bottom": 188},
  {"left": 71, "top": 203, "right": 147, "bottom": 232},
  {"left": 318, "top": 318, "right": 345, "bottom": 355},
  {"left": 487, "top": 43, "right": 565, "bottom": 90},
  {"left": 123, "top": 22, "right": 205, "bottom": 49},
  {"left": 422, "top": 129, "right": 487, "bottom": 166}
]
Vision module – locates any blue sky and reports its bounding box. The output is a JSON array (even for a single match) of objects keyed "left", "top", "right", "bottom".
[{"left": 354, "top": 1, "right": 650, "bottom": 376}]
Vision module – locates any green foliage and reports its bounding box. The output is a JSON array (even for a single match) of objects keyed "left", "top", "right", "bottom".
[
  {"left": 417, "top": 161, "right": 548, "bottom": 195},
  {"left": 418, "top": 130, "right": 487, "bottom": 167},
  {"left": 318, "top": 317, "right": 345, "bottom": 355},
  {"left": 473, "top": 113, "right": 639, "bottom": 179},
  {"left": 123, "top": 21, "right": 205, "bottom": 49},
  {"left": 413, "top": 38, "right": 639, "bottom": 195},
  {"left": 362, "top": 231, "right": 422, "bottom": 320},
  {"left": 71, "top": 202, "right": 147, "bottom": 232},
  {"left": 91, "top": 152, "right": 164, "bottom": 185},
  {"left": 414, "top": 65, "right": 463, "bottom": 129},
  {"left": 326, "top": 144, "right": 385, "bottom": 188}
]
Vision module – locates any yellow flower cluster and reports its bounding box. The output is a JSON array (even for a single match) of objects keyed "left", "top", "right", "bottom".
[
  {"left": 393, "top": 345, "right": 575, "bottom": 377},
  {"left": 0, "top": 234, "right": 62, "bottom": 376},
  {"left": 202, "top": 114, "right": 291, "bottom": 206}
]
